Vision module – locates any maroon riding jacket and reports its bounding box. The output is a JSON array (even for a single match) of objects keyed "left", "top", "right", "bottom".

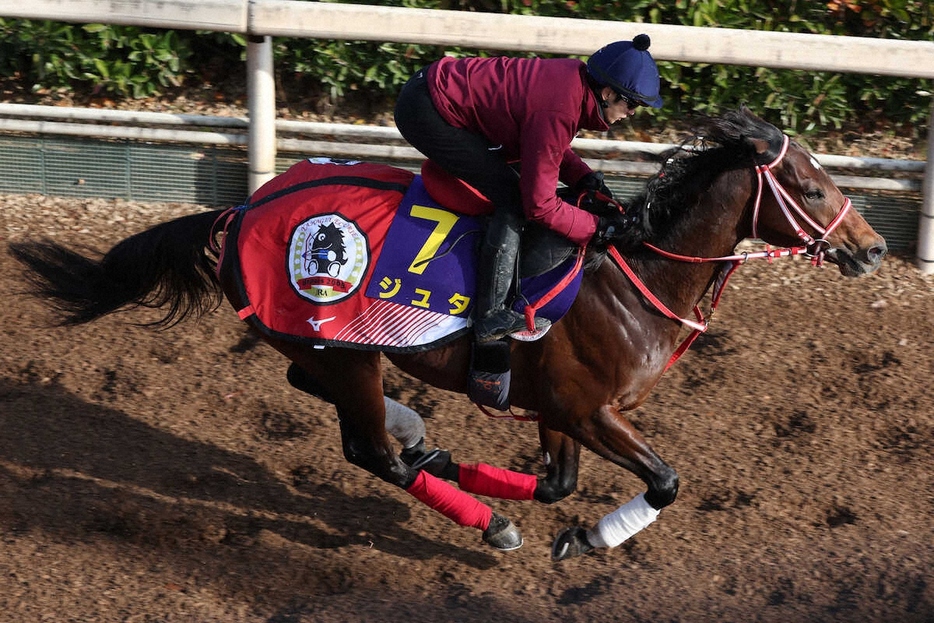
[{"left": 426, "top": 56, "right": 608, "bottom": 246}]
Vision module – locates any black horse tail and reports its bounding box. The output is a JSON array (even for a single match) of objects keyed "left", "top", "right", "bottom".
[{"left": 9, "top": 208, "right": 228, "bottom": 328}]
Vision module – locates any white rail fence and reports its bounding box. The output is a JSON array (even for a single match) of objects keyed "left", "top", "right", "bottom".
[
  {"left": 0, "top": 103, "right": 924, "bottom": 192},
  {"left": 1, "top": 0, "right": 933, "bottom": 271}
]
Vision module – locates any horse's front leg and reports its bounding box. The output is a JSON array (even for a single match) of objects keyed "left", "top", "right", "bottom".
[{"left": 552, "top": 404, "right": 679, "bottom": 561}]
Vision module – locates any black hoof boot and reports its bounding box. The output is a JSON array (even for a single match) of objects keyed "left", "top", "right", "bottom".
[
  {"left": 412, "top": 449, "right": 458, "bottom": 480},
  {"left": 399, "top": 440, "right": 429, "bottom": 466},
  {"left": 400, "top": 442, "right": 458, "bottom": 481},
  {"left": 482, "top": 513, "right": 523, "bottom": 551},
  {"left": 551, "top": 526, "right": 594, "bottom": 561}
]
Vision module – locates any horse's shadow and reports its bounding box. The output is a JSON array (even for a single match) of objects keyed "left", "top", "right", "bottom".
[{"left": 0, "top": 377, "right": 498, "bottom": 569}]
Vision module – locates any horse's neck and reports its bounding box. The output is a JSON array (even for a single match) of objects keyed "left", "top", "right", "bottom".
[{"left": 629, "top": 171, "right": 752, "bottom": 317}]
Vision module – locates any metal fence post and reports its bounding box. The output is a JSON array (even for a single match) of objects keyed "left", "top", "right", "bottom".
[
  {"left": 247, "top": 34, "right": 276, "bottom": 194},
  {"left": 918, "top": 100, "right": 934, "bottom": 275}
]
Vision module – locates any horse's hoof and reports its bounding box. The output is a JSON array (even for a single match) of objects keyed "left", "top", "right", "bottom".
[
  {"left": 551, "top": 526, "right": 594, "bottom": 561},
  {"left": 482, "top": 512, "right": 523, "bottom": 551}
]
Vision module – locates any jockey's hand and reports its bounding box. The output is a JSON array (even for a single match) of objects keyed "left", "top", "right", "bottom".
[
  {"left": 576, "top": 171, "right": 613, "bottom": 197},
  {"left": 592, "top": 211, "right": 641, "bottom": 248},
  {"left": 575, "top": 171, "right": 615, "bottom": 215}
]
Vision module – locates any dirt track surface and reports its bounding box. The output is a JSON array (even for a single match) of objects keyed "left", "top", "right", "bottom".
[{"left": 1, "top": 193, "right": 932, "bottom": 623}]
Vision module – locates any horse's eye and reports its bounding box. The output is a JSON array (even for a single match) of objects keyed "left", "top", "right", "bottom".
[{"left": 804, "top": 189, "right": 824, "bottom": 201}]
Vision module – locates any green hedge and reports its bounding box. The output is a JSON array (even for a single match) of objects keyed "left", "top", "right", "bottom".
[{"left": 1, "top": 0, "right": 931, "bottom": 135}]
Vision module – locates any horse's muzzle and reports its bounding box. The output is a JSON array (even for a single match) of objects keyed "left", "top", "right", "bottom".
[{"left": 826, "top": 237, "right": 887, "bottom": 277}]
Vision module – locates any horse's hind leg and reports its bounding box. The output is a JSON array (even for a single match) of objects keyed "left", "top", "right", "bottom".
[
  {"left": 289, "top": 356, "right": 539, "bottom": 501},
  {"left": 278, "top": 345, "right": 522, "bottom": 550},
  {"left": 287, "top": 362, "right": 427, "bottom": 454},
  {"left": 386, "top": 418, "right": 576, "bottom": 505}
]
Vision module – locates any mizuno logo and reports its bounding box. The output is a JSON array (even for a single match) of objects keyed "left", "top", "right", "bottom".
[{"left": 306, "top": 316, "right": 336, "bottom": 331}]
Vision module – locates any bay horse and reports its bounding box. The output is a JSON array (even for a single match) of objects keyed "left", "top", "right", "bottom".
[{"left": 9, "top": 107, "right": 886, "bottom": 560}]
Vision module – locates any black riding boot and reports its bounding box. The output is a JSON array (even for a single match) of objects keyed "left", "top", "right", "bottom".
[{"left": 473, "top": 210, "right": 550, "bottom": 343}]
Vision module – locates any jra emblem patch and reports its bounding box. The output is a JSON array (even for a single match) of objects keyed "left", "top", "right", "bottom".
[{"left": 288, "top": 213, "right": 369, "bottom": 305}]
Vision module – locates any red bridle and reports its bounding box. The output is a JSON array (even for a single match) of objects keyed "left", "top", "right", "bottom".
[
  {"left": 752, "top": 134, "right": 852, "bottom": 262},
  {"left": 608, "top": 133, "right": 854, "bottom": 370}
]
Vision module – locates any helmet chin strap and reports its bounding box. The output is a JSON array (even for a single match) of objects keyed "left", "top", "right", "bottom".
[
  {"left": 595, "top": 94, "right": 609, "bottom": 122},
  {"left": 595, "top": 86, "right": 611, "bottom": 122}
]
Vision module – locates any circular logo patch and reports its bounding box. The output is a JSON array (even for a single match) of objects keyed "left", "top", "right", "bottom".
[{"left": 288, "top": 213, "right": 369, "bottom": 304}]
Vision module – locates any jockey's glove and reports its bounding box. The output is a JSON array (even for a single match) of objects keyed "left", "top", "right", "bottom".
[
  {"left": 592, "top": 211, "right": 641, "bottom": 248},
  {"left": 575, "top": 171, "right": 615, "bottom": 215},
  {"left": 576, "top": 171, "right": 613, "bottom": 197}
]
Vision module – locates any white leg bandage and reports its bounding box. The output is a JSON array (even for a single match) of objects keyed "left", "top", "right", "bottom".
[
  {"left": 586, "top": 493, "right": 660, "bottom": 549},
  {"left": 383, "top": 397, "right": 426, "bottom": 449}
]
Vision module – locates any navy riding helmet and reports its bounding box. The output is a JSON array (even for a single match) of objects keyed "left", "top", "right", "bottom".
[{"left": 587, "top": 34, "right": 663, "bottom": 109}]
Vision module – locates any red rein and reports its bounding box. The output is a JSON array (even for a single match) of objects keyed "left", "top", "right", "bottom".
[
  {"left": 607, "top": 133, "right": 853, "bottom": 371},
  {"left": 476, "top": 133, "right": 853, "bottom": 419}
]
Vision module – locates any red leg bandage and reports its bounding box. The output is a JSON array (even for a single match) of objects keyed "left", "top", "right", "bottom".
[
  {"left": 406, "top": 470, "right": 492, "bottom": 530},
  {"left": 458, "top": 463, "right": 537, "bottom": 501}
]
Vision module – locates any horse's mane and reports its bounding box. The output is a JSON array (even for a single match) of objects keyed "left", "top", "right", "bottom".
[{"left": 602, "top": 107, "right": 784, "bottom": 260}]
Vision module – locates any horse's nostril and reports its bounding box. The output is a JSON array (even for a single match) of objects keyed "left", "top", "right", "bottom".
[
  {"left": 871, "top": 243, "right": 888, "bottom": 261},
  {"left": 865, "top": 243, "right": 887, "bottom": 267}
]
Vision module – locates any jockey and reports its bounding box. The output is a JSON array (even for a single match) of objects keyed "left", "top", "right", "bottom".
[{"left": 395, "top": 35, "right": 664, "bottom": 345}]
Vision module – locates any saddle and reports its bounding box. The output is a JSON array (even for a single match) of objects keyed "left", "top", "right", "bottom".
[{"left": 420, "top": 159, "right": 579, "bottom": 278}]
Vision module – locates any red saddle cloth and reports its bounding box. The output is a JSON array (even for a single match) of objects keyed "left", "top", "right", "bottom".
[{"left": 225, "top": 158, "right": 583, "bottom": 352}]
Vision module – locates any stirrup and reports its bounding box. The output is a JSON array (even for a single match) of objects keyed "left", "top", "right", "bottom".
[{"left": 475, "top": 309, "right": 549, "bottom": 343}]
